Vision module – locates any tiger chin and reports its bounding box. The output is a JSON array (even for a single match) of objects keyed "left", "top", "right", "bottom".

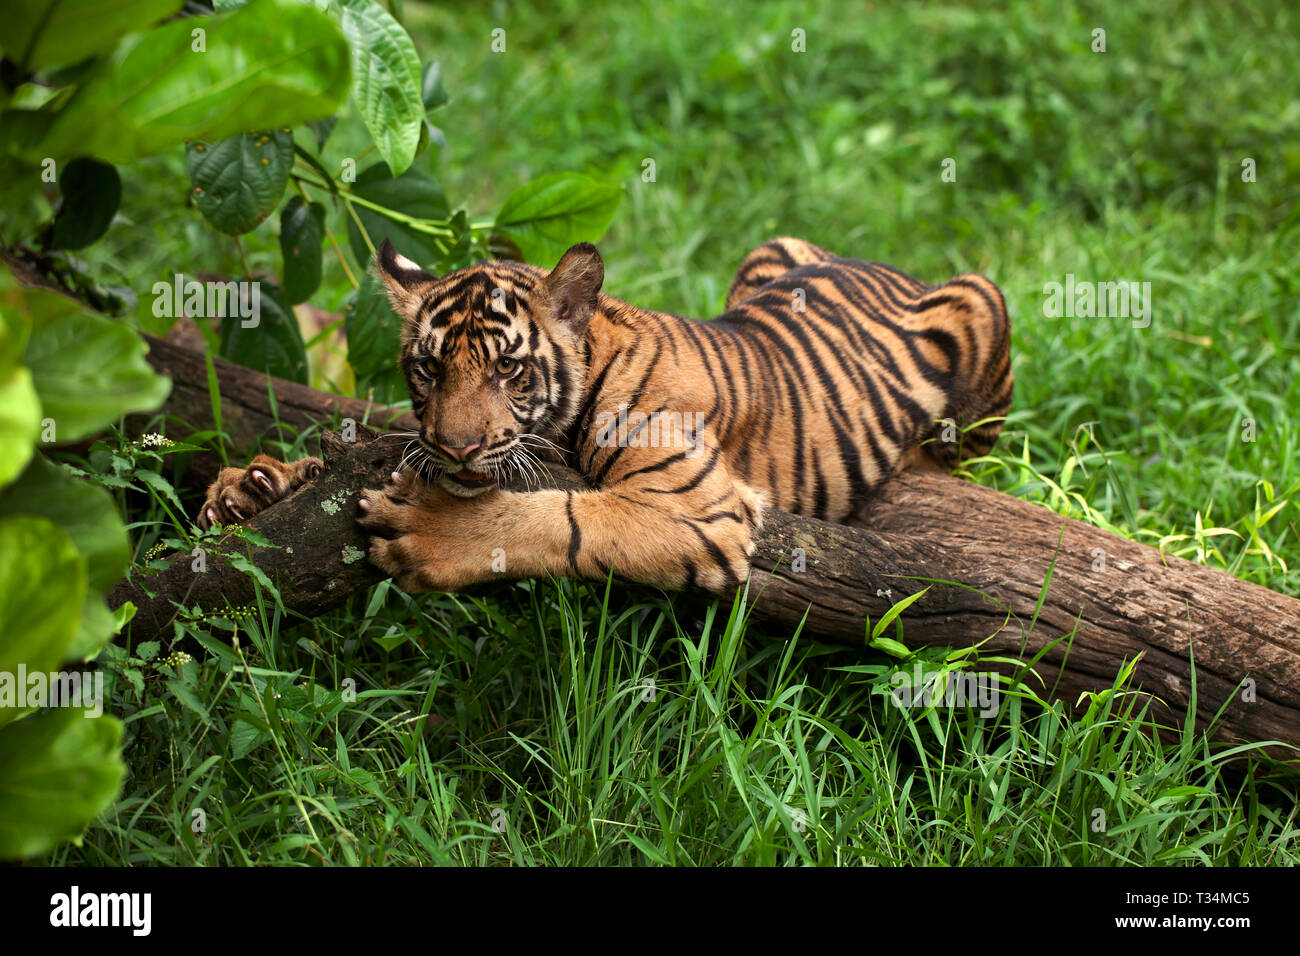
[{"left": 198, "top": 236, "right": 1011, "bottom": 596}]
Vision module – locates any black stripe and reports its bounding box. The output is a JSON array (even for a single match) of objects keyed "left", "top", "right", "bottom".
[
  {"left": 684, "top": 521, "right": 737, "bottom": 587},
  {"left": 642, "top": 447, "right": 723, "bottom": 495},
  {"left": 565, "top": 492, "right": 582, "bottom": 573}
]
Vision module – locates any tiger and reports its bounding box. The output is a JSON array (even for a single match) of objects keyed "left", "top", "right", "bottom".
[{"left": 197, "top": 236, "right": 1012, "bottom": 594}]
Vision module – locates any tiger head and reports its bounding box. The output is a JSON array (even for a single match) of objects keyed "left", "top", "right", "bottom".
[{"left": 375, "top": 238, "right": 604, "bottom": 497}]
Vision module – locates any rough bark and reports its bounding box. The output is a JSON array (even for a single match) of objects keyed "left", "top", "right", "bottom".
[
  {"left": 114, "top": 335, "right": 1300, "bottom": 757},
  {"left": 136, "top": 330, "right": 417, "bottom": 492}
]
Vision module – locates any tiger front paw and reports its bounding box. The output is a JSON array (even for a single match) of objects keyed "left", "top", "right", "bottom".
[
  {"left": 357, "top": 471, "right": 501, "bottom": 593},
  {"left": 197, "top": 453, "right": 322, "bottom": 530}
]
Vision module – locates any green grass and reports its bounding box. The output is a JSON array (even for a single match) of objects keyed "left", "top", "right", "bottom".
[
  {"left": 41, "top": 0, "right": 1300, "bottom": 865},
  {"left": 39, "top": 563, "right": 1300, "bottom": 865}
]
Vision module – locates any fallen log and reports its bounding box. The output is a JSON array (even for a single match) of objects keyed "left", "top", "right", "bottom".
[
  {"left": 138, "top": 330, "right": 416, "bottom": 493},
  {"left": 114, "top": 335, "right": 1300, "bottom": 757}
]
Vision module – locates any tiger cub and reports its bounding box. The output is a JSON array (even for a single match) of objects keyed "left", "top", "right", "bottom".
[{"left": 198, "top": 237, "right": 1011, "bottom": 593}]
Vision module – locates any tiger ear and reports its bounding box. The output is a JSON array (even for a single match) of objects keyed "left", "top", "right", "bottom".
[
  {"left": 374, "top": 238, "right": 433, "bottom": 314},
  {"left": 545, "top": 242, "right": 603, "bottom": 333}
]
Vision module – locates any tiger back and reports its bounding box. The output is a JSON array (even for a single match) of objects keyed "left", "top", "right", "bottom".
[{"left": 712, "top": 237, "right": 1012, "bottom": 521}]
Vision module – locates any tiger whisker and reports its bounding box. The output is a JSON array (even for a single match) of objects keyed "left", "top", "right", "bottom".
[
  {"left": 518, "top": 433, "right": 566, "bottom": 454},
  {"left": 511, "top": 445, "right": 546, "bottom": 491},
  {"left": 517, "top": 433, "right": 571, "bottom": 464},
  {"left": 511, "top": 455, "right": 536, "bottom": 492},
  {"left": 498, "top": 453, "right": 521, "bottom": 489}
]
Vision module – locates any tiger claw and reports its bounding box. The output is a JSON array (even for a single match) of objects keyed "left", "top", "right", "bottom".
[
  {"left": 197, "top": 453, "right": 323, "bottom": 529},
  {"left": 250, "top": 468, "right": 274, "bottom": 494}
]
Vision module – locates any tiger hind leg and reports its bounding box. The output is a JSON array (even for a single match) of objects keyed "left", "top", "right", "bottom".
[{"left": 910, "top": 273, "right": 1014, "bottom": 471}]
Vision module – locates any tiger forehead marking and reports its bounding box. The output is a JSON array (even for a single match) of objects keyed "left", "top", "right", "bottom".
[
  {"left": 407, "top": 269, "right": 535, "bottom": 348},
  {"left": 368, "top": 236, "right": 1011, "bottom": 593}
]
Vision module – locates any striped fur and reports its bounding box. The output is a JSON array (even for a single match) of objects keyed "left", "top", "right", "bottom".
[
  {"left": 210, "top": 237, "right": 1012, "bottom": 594},
  {"left": 355, "top": 236, "right": 1012, "bottom": 593}
]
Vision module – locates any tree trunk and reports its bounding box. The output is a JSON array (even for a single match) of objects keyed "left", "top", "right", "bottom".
[{"left": 115, "top": 335, "right": 1300, "bottom": 757}]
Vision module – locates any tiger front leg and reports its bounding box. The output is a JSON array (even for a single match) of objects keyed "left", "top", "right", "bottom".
[
  {"left": 356, "top": 470, "right": 520, "bottom": 592},
  {"left": 357, "top": 465, "right": 763, "bottom": 594}
]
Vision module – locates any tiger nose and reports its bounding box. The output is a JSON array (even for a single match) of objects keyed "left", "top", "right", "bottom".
[{"left": 438, "top": 440, "right": 481, "bottom": 463}]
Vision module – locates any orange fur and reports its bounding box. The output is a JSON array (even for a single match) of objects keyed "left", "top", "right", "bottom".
[{"left": 203, "top": 238, "right": 1013, "bottom": 594}]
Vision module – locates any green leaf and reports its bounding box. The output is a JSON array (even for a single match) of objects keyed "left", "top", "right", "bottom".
[
  {"left": 0, "top": 149, "right": 50, "bottom": 247},
  {"left": 0, "top": 276, "right": 33, "bottom": 375},
  {"left": 434, "top": 210, "right": 473, "bottom": 274},
  {"left": 494, "top": 173, "right": 623, "bottom": 265},
  {"left": 227, "top": 552, "right": 281, "bottom": 602},
  {"left": 0, "top": 455, "right": 129, "bottom": 592},
  {"left": 7, "top": 0, "right": 180, "bottom": 71},
  {"left": 48, "top": 157, "right": 122, "bottom": 251},
  {"left": 166, "top": 678, "right": 212, "bottom": 728},
  {"left": 230, "top": 714, "right": 269, "bottom": 759},
  {"left": 219, "top": 282, "right": 308, "bottom": 383},
  {"left": 112, "top": 601, "right": 136, "bottom": 633},
  {"left": 0, "top": 515, "right": 86, "bottom": 728},
  {"left": 373, "top": 628, "right": 409, "bottom": 652},
  {"left": 344, "top": 162, "right": 448, "bottom": 269},
  {"left": 0, "top": 708, "right": 124, "bottom": 859},
  {"left": 0, "top": 368, "right": 40, "bottom": 491},
  {"left": 280, "top": 196, "right": 326, "bottom": 303},
  {"left": 340, "top": 0, "right": 424, "bottom": 176},
  {"left": 23, "top": 301, "right": 171, "bottom": 443},
  {"left": 0, "top": 296, "right": 40, "bottom": 489},
  {"left": 867, "top": 636, "right": 912, "bottom": 660},
  {"left": 870, "top": 586, "right": 931, "bottom": 642},
  {"left": 418, "top": 121, "right": 446, "bottom": 167},
  {"left": 344, "top": 272, "right": 403, "bottom": 401},
  {"left": 134, "top": 467, "right": 186, "bottom": 515},
  {"left": 67, "top": 596, "right": 116, "bottom": 662},
  {"left": 37, "top": 0, "right": 350, "bottom": 166},
  {"left": 186, "top": 130, "right": 294, "bottom": 236},
  {"left": 307, "top": 117, "right": 337, "bottom": 150},
  {"left": 421, "top": 60, "right": 448, "bottom": 112}
]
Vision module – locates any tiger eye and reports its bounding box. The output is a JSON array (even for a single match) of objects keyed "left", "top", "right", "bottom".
[
  {"left": 495, "top": 356, "right": 519, "bottom": 376},
  {"left": 421, "top": 357, "right": 440, "bottom": 377}
]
